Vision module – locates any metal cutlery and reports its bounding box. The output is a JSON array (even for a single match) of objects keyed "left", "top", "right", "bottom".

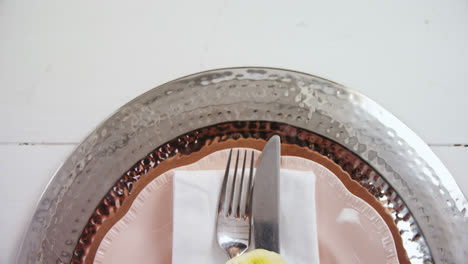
[
  {"left": 252, "top": 135, "right": 281, "bottom": 253},
  {"left": 216, "top": 149, "right": 255, "bottom": 259}
]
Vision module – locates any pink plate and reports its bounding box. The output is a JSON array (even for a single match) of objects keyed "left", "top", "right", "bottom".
[{"left": 94, "top": 149, "right": 398, "bottom": 264}]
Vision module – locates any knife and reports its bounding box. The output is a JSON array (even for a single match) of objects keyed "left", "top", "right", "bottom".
[{"left": 252, "top": 135, "right": 281, "bottom": 252}]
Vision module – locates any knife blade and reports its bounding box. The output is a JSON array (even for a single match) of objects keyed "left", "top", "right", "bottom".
[{"left": 252, "top": 135, "right": 281, "bottom": 252}]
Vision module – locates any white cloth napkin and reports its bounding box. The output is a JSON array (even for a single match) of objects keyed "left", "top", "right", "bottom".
[{"left": 172, "top": 169, "right": 320, "bottom": 264}]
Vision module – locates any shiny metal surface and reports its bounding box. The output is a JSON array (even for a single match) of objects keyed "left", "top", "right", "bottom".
[
  {"left": 217, "top": 150, "right": 255, "bottom": 259},
  {"left": 252, "top": 136, "right": 281, "bottom": 253},
  {"left": 17, "top": 67, "right": 468, "bottom": 263}
]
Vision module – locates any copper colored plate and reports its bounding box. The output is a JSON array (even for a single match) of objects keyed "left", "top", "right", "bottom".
[{"left": 72, "top": 121, "right": 412, "bottom": 263}]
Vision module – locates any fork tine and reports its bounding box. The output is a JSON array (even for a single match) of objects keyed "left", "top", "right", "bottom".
[
  {"left": 218, "top": 149, "right": 233, "bottom": 215},
  {"left": 239, "top": 150, "right": 254, "bottom": 219},
  {"left": 227, "top": 150, "right": 240, "bottom": 216},
  {"left": 233, "top": 150, "right": 248, "bottom": 218},
  {"left": 246, "top": 150, "right": 255, "bottom": 216}
]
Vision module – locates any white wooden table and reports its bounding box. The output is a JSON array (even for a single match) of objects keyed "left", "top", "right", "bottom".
[{"left": 1, "top": 0, "right": 467, "bottom": 263}]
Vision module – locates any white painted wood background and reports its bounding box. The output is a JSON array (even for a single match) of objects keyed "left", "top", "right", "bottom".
[{"left": 1, "top": 0, "right": 467, "bottom": 263}]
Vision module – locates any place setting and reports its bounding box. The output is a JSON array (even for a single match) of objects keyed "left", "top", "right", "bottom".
[{"left": 17, "top": 67, "right": 468, "bottom": 264}]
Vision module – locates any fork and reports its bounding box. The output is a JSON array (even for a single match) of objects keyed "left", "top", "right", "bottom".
[{"left": 217, "top": 149, "right": 255, "bottom": 259}]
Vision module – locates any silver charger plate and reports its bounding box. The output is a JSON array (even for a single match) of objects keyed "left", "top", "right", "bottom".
[{"left": 18, "top": 67, "right": 467, "bottom": 263}]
